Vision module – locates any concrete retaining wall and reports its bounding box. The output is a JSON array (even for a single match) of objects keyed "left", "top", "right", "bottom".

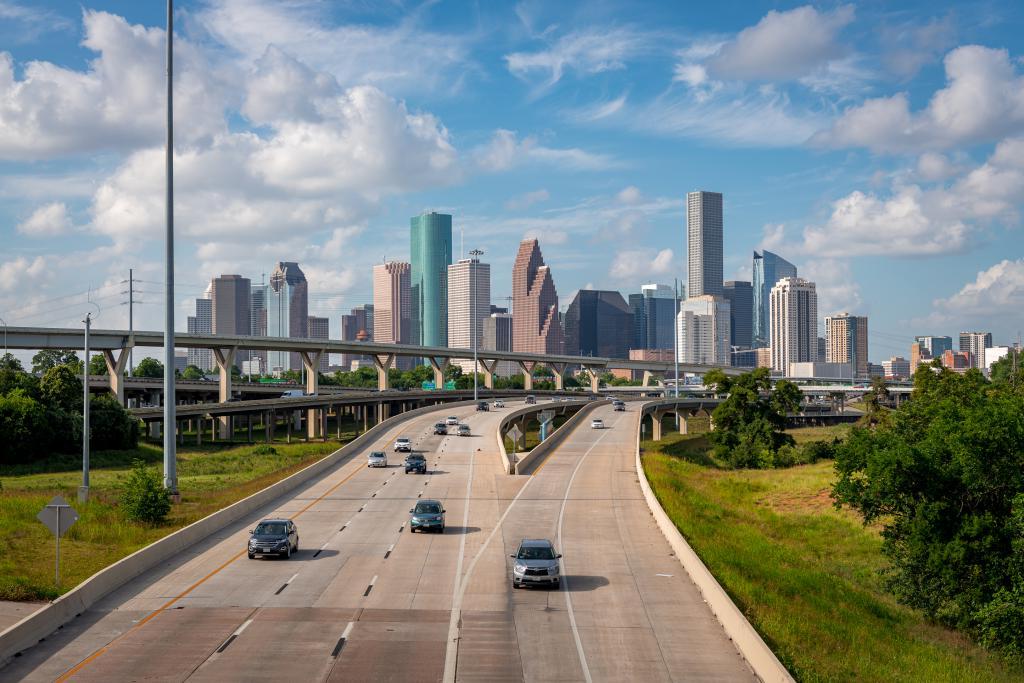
[
  {"left": 494, "top": 400, "right": 590, "bottom": 474},
  {"left": 514, "top": 401, "right": 607, "bottom": 475},
  {"left": 0, "top": 399, "right": 479, "bottom": 667},
  {"left": 634, "top": 405, "right": 794, "bottom": 683}
]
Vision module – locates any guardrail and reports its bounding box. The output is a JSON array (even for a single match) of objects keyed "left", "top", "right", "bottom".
[
  {"left": 0, "top": 399, "right": 479, "bottom": 667},
  {"left": 494, "top": 399, "right": 591, "bottom": 474},
  {"left": 633, "top": 402, "right": 794, "bottom": 683}
]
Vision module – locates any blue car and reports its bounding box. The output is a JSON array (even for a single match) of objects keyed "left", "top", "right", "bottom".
[{"left": 409, "top": 500, "right": 445, "bottom": 533}]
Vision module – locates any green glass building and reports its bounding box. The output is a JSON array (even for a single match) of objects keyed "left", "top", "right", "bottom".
[{"left": 410, "top": 212, "right": 453, "bottom": 348}]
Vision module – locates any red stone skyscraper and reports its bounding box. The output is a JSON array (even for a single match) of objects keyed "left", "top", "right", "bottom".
[{"left": 512, "top": 239, "right": 563, "bottom": 354}]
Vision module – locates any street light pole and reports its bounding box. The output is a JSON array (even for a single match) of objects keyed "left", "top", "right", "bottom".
[
  {"left": 80, "top": 313, "right": 91, "bottom": 503},
  {"left": 470, "top": 248, "right": 484, "bottom": 402},
  {"left": 163, "top": 0, "right": 178, "bottom": 497},
  {"left": 0, "top": 316, "right": 7, "bottom": 359}
]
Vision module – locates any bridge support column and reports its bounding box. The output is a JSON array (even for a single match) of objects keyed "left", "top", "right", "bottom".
[
  {"left": 478, "top": 359, "right": 498, "bottom": 389},
  {"left": 196, "top": 419, "right": 201, "bottom": 445},
  {"left": 516, "top": 361, "right": 535, "bottom": 391},
  {"left": 583, "top": 366, "right": 601, "bottom": 393},
  {"left": 373, "top": 354, "right": 395, "bottom": 391},
  {"left": 300, "top": 350, "right": 323, "bottom": 439},
  {"left": 650, "top": 411, "right": 664, "bottom": 441},
  {"left": 247, "top": 414, "right": 253, "bottom": 443},
  {"left": 212, "top": 348, "right": 237, "bottom": 439},
  {"left": 679, "top": 413, "right": 689, "bottom": 435},
  {"left": 101, "top": 349, "right": 130, "bottom": 405},
  {"left": 549, "top": 362, "right": 567, "bottom": 391},
  {"left": 265, "top": 411, "right": 273, "bottom": 443},
  {"left": 427, "top": 356, "right": 447, "bottom": 389},
  {"left": 642, "top": 370, "right": 653, "bottom": 387}
]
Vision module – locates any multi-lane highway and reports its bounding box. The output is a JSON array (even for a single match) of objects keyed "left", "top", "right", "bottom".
[{"left": 4, "top": 400, "right": 753, "bottom": 682}]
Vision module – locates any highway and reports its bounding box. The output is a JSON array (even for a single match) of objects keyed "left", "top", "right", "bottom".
[{"left": 4, "top": 400, "right": 752, "bottom": 682}]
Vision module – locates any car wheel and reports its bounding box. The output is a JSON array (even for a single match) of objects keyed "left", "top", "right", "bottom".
[
  {"left": 293, "top": 540, "right": 299, "bottom": 553},
  {"left": 512, "top": 581, "right": 520, "bottom": 589},
  {"left": 439, "top": 525, "right": 445, "bottom": 534},
  {"left": 284, "top": 545, "right": 291, "bottom": 559},
  {"left": 247, "top": 552, "right": 254, "bottom": 560}
]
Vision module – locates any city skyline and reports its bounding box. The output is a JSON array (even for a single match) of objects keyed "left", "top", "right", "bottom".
[{"left": 3, "top": 1, "right": 1024, "bottom": 365}]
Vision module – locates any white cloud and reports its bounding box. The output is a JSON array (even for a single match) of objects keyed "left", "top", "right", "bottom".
[
  {"left": 17, "top": 202, "right": 72, "bottom": 237},
  {"left": 707, "top": 5, "right": 854, "bottom": 81},
  {"left": 505, "top": 27, "right": 646, "bottom": 91},
  {"left": 610, "top": 248, "right": 675, "bottom": 280},
  {"left": 523, "top": 228, "right": 568, "bottom": 245},
  {"left": 0, "top": 1, "right": 72, "bottom": 42},
  {"left": 812, "top": 45, "right": 1024, "bottom": 152},
  {"left": 758, "top": 223, "right": 787, "bottom": 251},
  {"left": 801, "top": 259, "right": 862, "bottom": 318},
  {"left": 474, "top": 129, "right": 617, "bottom": 171},
  {"left": 0, "top": 255, "right": 47, "bottom": 292},
  {"left": 916, "top": 152, "right": 959, "bottom": 181},
  {"left": 617, "top": 186, "right": 642, "bottom": 204},
  {"left": 0, "top": 10, "right": 228, "bottom": 160},
  {"left": 505, "top": 189, "right": 550, "bottom": 211},
  {"left": 879, "top": 17, "right": 955, "bottom": 81},
  {"left": 931, "top": 259, "right": 1024, "bottom": 318}
]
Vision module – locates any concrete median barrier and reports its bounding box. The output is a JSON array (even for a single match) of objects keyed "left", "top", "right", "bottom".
[{"left": 509, "top": 400, "right": 609, "bottom": 475}]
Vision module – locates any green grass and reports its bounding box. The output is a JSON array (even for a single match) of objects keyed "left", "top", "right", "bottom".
[
  {"left": 0, "top": 435, "right": 352, "bottom": 601},
  {"left": 640, "top": 428, "right": 1021, "bottom": 682},
  {"left": 503, "top": 415, "right": 569, "bottom": 452}
]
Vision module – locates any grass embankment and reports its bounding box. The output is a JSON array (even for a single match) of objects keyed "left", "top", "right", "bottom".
[
  {"left": 503, "top": 415, "right": 569, "bottom": 452},
  {"left": 641, "top": 427, "right": 1020, "bottom": 682},
  {"left": 0, "top": 427, "right": 355, "bottom": 601}
]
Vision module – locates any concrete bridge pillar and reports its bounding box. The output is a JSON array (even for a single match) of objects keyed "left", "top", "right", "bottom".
[
  {"left": 517, "top": 361, "right": 535, "bottom": 391},
  {"left": 300, "top": 350, "right": 323, "bottom": 439},
  {"left": 650, "top": 410, "right": 666, "bottom": 441},
  {"left": 583, "top": 366, "right": 601, "bottom": 393},
  {"left": 427, "top": 356, "right": 447, "bottom": 389},
  {"left": 212, "top": 347, "right": 237, "bottom": 439},
  {"left": 479, "top": 359, "right": 499, "bottom": 389},
  {"left": 101, "top": 349, "right": 130, "bottom": 405},
  {"left": 550, "top": 363, "right": 567, "bottom": 391},
  {"left": 373, "top": 354, "right": 395, "bottom": 391}
]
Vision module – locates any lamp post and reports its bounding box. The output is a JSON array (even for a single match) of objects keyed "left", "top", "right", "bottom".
[
  {"left": 0, "top": 315, "right": 7, "bottom": 360},
  {"left": 162, "top": 0, "right": 178, "bottom": 497},
  {"left": 80, "top": 313, "right": 91, "bottom": 503},
  {"left": 470, "top": 248, "right": 484, "bottom": 401}
]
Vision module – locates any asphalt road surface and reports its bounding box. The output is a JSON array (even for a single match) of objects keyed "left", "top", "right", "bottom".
[{"left": 4, "top": 400, "right": 752, "bottom": 682}]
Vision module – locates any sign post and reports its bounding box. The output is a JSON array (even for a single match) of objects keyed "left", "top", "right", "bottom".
[
  {"left": 538, "top": 410, "right": 555, "bottom": 442},
  {"left": 37, "top": 496, "right": 78, "bottom": 588}
]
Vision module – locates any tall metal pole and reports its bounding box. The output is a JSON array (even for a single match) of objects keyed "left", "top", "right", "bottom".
[
  {"left": 674, "top": 278, "right": 680, "bottom": 399},
  {"left": 0, "top": 316, "right": 7, "bottom": 359},
  {"left": 128, "top": 268, "right": 134, "bottom": 375},
  {"left": 470, "top": 249, "right": 484, "bottom": 401},
  {"left": 80, "top": 313, "right": 91, "bottom": 503},
  {"left": 163, "top": 0, "right": 178, "bottom": 496}
]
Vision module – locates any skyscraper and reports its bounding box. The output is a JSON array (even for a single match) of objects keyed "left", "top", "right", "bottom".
[
  {"left": 512, "top": 239, "right": 563, "bottom": 354},
  {"left": 752, "top": 250, "right": 797, "bottom": 348},
  {"left": 686, "top": 191, "right": 723, "bottom": 298},
  {"left": 307, "top": 316, "right": 330, "bottom": 372},
  {"left": 676, "top": 295, "right": 731, "bottom": 365},
  {"left": 447, "top": 256, "right": 490, "bottom": 352},
  {"left": 564, "top": 290, "right": 634, "bottom": 359},
  {"left": 629, "top": 284, "right": 678, "bottom": 351},
  {"left": 211, "top": 274, "right": 252, "bottom": 369},
  {"left": 483, "top": 312, "right": 516, "bottom": 377},
  {"left": 722, "top": 280, "right": 753, "bottom": 349},
  {"left": 410, "top": 212, "right": 453, "bottom": 348},
  {"left": 340, "top": 304, "right": 373, "bottom": 370},
  {"left": 373, "top": 261, "right": 412, "bottom": 346},
  {"left": 187, "top": 298, "right": 213, "bottom": 372},
  {"left": 826, "top": 313, "right": 869, "bottom": 377},
  {"left": 266, "top": 262, "right": 308, "bottom": 373},
  {"left": 770, "top": 277, "right": 817, "bottom": 374},
  {"left": 959, "top": 331, "right": 993, "bottom": 370}
]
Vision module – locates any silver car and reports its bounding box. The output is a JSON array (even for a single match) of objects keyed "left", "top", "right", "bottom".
[{"left": 510, "top": 539, "right": 561, "bottom": 589}]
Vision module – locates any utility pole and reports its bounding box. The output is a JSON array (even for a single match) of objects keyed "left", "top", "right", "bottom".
[
  {"left": 163, "top": 0, "right": 178, "bottom": 498},
  {"left": 674, "top": 278, "right": 681, "bottom": 401},
  {"left": 128, "top": 268, "right": 134, "bottom": 375},
  {"left": 79, "top": 313, "right": 91, "bottom": 503},
  {"left": 470, "top": 249, "right": 484, "bottom": 401}
]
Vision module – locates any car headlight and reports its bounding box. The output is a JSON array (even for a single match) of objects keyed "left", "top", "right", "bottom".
[
  {"left": 514, "top": 563, "right": 527, "bottom": 574},
  {"left": 549, "top": 565, "right": 560, "bottom": 574}
]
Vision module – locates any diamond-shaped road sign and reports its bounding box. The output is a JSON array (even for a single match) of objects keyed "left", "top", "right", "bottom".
[
  {"left": 37, "top": 495, "right": 78, "bottom": 538},
  {"left": 508, "top": 425, "right": 523, "bottom": 444}
]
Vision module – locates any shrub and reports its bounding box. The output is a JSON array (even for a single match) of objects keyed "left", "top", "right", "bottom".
[
  {"left": 120, "top": 460, "right": 171, "bottom": 524},
  {"left": 90, "top": 394, "right": 139, "bottom": 450},
  {"left": 252, "top": 444, "right": 277, "bottom": 455},
  {"left": 800, "top": 439, "right": 837, "bottom": 464},
  {"left": 0, "top": 390, "right": 49, "bottom": 465}
]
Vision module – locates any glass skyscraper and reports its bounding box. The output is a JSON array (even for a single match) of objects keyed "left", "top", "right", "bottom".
[
  {"left": 410, "top": 212, "right": 453, "bottom": 348},
  {"left": 752, "top": 250, "right": 797, "bottom": 348},
  {"left": 266, "top": 261, "right": 308, "bottom": 372},
  {"left": 687, "top": 191, "right": 723, "bottom": 299}
]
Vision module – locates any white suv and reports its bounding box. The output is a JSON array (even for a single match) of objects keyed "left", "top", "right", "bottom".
[
  {"left": 445, "top": 416, "right": 459, "bottom": 425},
  {"left": 393, "top": 437, "right": 412, "bottom": 452}
]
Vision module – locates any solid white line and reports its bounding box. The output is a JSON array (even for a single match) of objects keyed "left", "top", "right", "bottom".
[
  {"left": 341, "top": 621, "right": 355, "bottom": 640},
  {"left": 442, "top": 439, "right": 477, "bottom": 683},
  {"left": 369, "top": 574, "right": 378, "bottom": 586},
  {"left": 234, "top": 618, "right": 254, "bottom": 636},
  {"left": 286, "top": 572, "right": 299, "bottom": 585}
]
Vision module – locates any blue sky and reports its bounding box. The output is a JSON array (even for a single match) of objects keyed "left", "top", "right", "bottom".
[{"left": 2, "top": 0, "right": 1023, "bottom": 362}]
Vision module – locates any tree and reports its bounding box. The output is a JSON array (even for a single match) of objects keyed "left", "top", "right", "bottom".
[
  {"left": 832, "top": 366, "right": 1024, "bottom": 659},
  {"left": 88, "top": 353, "right": 108, "bottom": 375},
  {"left": 89, "top": 394, "right": 139, "bottom": 450},
  {"left": 120, "top": 460, "right": 171, "bottom": 524},
  {"left": 182, "top": 365, "right": 206, "bottom": 380},
  {"left": 0, "top": 353, "right": 22, "bottom": 371},
  {"left": 40, "top": 364, "right": 83, "bottom": 414},
  {"left": 0, "top": 390, "right": 48, "bottom": 465},
  {"left": 704, "top": 368, "right": 802, "bottom": 468},
  {"left": 31, "top": 349, "right": 79, "bottom": 375},
  {"left": 990, "top": 349, "right": 1022, "bottom": 389},
  {"left": 134, "top": 357, "right": 163, "bottom": 378},
  {"left": 860, "top": 376, "right": 891, "bottom": 428}
]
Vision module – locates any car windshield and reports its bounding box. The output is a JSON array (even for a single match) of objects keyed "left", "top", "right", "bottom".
[
  {"left": 370, "top": 452, "right": 385, "bottom": 458},
  {"left": 254, "top": 522, "right": 287, "bottom": 535},
  {"left": 407, "top": 454, "right": 425, "bottom": 461},
  {"left": 415, "top": 503, "right": 441, "bottom": 514},
  {"left": 397, "top": 438, "right": 410, "bottom": 443},
  {"left": 517, "top": 545, "right": 555, "bottom": 560}
]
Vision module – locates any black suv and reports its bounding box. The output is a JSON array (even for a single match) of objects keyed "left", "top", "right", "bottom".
[
  {"left": 476, "top": 401, "right": 489, "bottom": 411},
  {"left": 405, "top": 453, "right": 427, "bottom": 474},
  {"left": 248, "top": 518, "right": 299, "bottom": 559},
  {"left": 434, "top": 422, "right": 448, "bottom": 435}
]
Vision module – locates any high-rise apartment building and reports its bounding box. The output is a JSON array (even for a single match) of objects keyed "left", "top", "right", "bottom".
[
  {"left": 723, "top": 280, "right": 753, "bottom": 349},
  {"left": 410, "top": 212, "right": 452, "bottom": 348},
  {"left": 512, "top": 239, "right": 563, "bottom": 354},
  {"left": 211, "top": 274, "right": 251, "bottom": 369},
  {"left": 882, "top": 356, "right": 911, "bottom": 379},
  {"left": 676, "top": 295, "right": 731, "bottom": 366},
  {"left": 769, "top": 277, "right": 818, "bottom": 374},
  {"left": 373, "top": 261, "right": 412, "bottom": 345},
  {"left": 340, "top": 304, "right": 373, "bottom": 370},
  {"left": 564, "top": 290, "right": 634, "bottom": 359},
  {"left": 942, "top": 349, "right": 972, "bottom": 373},
  {"left": 187, "top": 298, "right": 213, "bottom": 372},
  {"left": 307, "top": 316, "right": 330, "bottom": 372},
  {"left": 447, "top": 257, "right": 490, "bottom": 352},
  {"left": 959, "top": 331, "right": 993, "bottom": 370},
  {"left": 266, "top": 262, "right": 308, "bottom": 373},
  {"left": 826, "top": 313, "right": 869, "bottom": 378},
  {"left": 629, "top": 283, "right": 678, "bottom": 351},
  {"left": 686, "top": 191, "right": 724, "bottom": 298},
  {"left": 752, "top": 250, "right": 797, "bottom": 348}
]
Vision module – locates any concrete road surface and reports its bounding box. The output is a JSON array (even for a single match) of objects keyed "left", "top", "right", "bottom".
[{"left": 3, "top": 400, "right": 753, "bottom": 682}]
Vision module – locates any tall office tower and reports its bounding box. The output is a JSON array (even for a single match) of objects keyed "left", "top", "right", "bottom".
[
  {"left": 752, "top": 250, "right": 798, "bottom": 348},
  {"left": 483, "top": 312, "right": 516, "bottom": 377},
  {"left": 187, "top": 297, "right": 213, "bottom": 371},
  {"left": 826, "top": 313, "right": 869, "bottom": 378},
  {"left": 266, "top": 262, "right": 308, "bottom": 373},
  {"left": 511, "top": 239, "right": 564, "bottom": 354},
  {"left": 249, "top": 284, "right": 267, "bottom": 373},
  {"left": 769, "top": 277, "right": 817, "bottom": 374},
  {"left": 373, "top": 261, "right": 412, "bottom": 349},
  {"left": 676, "top": 295, "right": 731, "bottom": 365},
  {"left": 817, "top": 336, "right": 827, "bottom": 363},
  {"left": 687, "top": 191, "right": 724, "bottom": 298},
  {"left": 722, "top": 280, "right": 753, "bottom": 349},
  {"left": 211, "top": 274, "right": 252, "bottom": 369},
  {"left": 410, "top": 212, "right": 453, "bottom": 348},
  {"left": 340, "top": 304, "right": 373, "bottom": 370},
  {"left": 447, "top": 257, "right": 490, "bottom": 351},
  {"left": 959, "top": 331, "right": 993, "bottom": 370},
  {"left": 306, "top": 316, "right": 330, "bottom": 372},
  {"left": 564, "top": 290, "right": 634, "bottom": 358},
  {"left": 629, "top": 283, "right": 678, "bottom": 350}
]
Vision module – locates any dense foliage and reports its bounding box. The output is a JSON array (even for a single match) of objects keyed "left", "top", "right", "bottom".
[
  {"left": 832, "top": 364, "right": 1024, "bottom": 660},
  {"left": 133, "top": 357, "right": 163, "bottom": 378},
  {"left": 0, "top": 360, "right": 138, "bottom": 464},
  {"left": 119, "top": 459, "right": 171, "bottom": 523},
  {"left": 703, "top": 368, "right": 803, "bottom": 468}
]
